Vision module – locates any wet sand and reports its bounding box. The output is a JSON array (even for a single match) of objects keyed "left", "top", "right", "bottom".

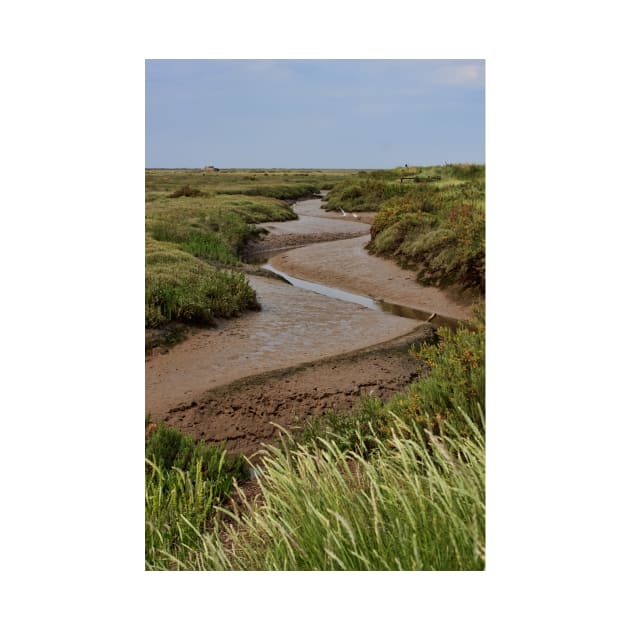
[
  {"left": 244, "top": 198, "right": 371, "bottom": 259},
  {"left": 268, "top": 236, "right": 475, "bottom": 321}
]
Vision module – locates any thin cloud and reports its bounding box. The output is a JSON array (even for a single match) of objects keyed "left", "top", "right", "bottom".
[{"left": 434, "top": 61, "right": 485, "bottom": 86}]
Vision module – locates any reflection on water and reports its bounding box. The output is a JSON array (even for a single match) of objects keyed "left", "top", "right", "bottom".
[
  {"left": 262, "top": 264, "right": 379, "bottom": 310},
  {"left": 262, "top": 263, "right": 461, "bottom": 328}
]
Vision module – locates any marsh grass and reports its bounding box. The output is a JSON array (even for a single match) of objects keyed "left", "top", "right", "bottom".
[
  {"left": 145, "top": 168, "right": 353, "bottom": 198},
  {"left": 152, "top": 411, "right": 485, "bottom": 571},
  {"left": 145, "top": 237, "right": 259, "bottom": 327},
  {"left": 145, "top": 192, "right": 297, "bottom": 327},
  {"left": 297, "top": 396, "right": 388, "bottom": 457},
  {"left": 323, "top": 165, "right": 485, "bottom": 293},
  {"left": 145, "top": 424, "right": 249, "bottom": 569},
  {"left": 146, "top": 194, "right": 296, "bottom": 263},
  {"left": 366, "top": 169, "right": 485, "bottom": 293}
]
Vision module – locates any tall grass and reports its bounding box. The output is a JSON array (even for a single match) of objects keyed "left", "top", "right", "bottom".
[
  {"left": 145, "top": 310, "right": 485, "bottom": 570},
  {"left": 145, "top": 424, "right": 248, "bottom": 570},
  {"left": 152, "top": 411, "right": 484, "bottom": 571}
]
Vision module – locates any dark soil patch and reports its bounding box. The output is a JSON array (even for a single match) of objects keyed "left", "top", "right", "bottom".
[{"left": 160, "top": 324, "right": 436, "bottom": 458}]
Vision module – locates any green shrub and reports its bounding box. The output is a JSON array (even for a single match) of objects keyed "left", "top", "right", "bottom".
[
  {"left": 146, "top": 423, "right": 248, "bottom": 481},
  {"left": 389, "top": 312, "right": 485, "bottom": 436}
]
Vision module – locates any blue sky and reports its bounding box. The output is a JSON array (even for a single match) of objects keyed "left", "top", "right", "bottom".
[{"left": 146, "top": 59, "right": 484, "bottom": 168}]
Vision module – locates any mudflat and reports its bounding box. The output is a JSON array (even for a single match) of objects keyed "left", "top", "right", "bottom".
[
  {"left": 269, "top": 235, "right": 475, "bottom": 320},
  {"left": 161, "top": 324, "right": 435, "bottom": 457},
  {"left": 145, "top": 273, "right": 421, "bottom": 420},
  {"left": 146, "top": 194, "right": 473, "bottom": 455}
]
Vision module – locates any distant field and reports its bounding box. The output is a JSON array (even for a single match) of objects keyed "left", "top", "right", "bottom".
[{"left": 146, "top": 168, "right": 355, "bottom": 200}]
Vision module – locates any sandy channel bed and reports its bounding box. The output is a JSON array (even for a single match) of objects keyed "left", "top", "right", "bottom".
[
  {"left": 268, "top": 235, "right": 475, "bottom": 321},
  {"left": 146, "top": 273, "right": 421, "bottom": 420}
]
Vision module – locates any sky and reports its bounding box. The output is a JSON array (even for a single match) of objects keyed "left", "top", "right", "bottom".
[{"left": 145, "top": 59, "right": 484, "bottom": 169}]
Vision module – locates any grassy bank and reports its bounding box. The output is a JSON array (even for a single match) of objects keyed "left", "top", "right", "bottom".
[
  {"left": 145, "top": 169, "right": 347, "bottom": 331},
  {"left": 145, "top": 237, "right": 260, "bottom": 328},
  {"left": 326, "top": 164, "right": 485, "bottom": 293},
  {"left": 146, "top": 194, "right": 296, "bottom": 265},
  {"left": 145, "top": 317, "right": 485, "bottom": 570}
]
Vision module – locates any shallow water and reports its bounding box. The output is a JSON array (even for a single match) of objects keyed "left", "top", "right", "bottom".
[
  {"left": 261, "top": 263, "right": 380, "bottom": 311},
  {"left": 262, "top": 263, "right": 462, "bottom": 328}
]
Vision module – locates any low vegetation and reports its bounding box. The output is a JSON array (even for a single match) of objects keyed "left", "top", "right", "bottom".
[
  {"left": 146, "top": 194, "right": 296, "bottom": 265},
  {"left": 146, "top": 168, "right": 354, "bottom": 200}
]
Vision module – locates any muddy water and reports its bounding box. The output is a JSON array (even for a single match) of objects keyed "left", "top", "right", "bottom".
[
  {"left": 146, "top": 274, "right": 420, "bottom": 418},
  {"left": 146, "top": 196, "right": 421, "bottom": 418},
  {"left": 145, "top": 194, "right": 470, "bottom": 419},
  {"left": 262, "top": 263, "right": 463, "bottom": 329}
]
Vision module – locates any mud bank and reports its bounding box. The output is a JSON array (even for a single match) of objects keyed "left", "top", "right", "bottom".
[
  {"left": 268, "top": 235, "right": 475, "bottom": 321},
  {"left": 160, "top": 324, "right": 436, "bottom": 457},
  {"left": 145, "top": 193, "right": 470, "bottom": 455},
  {"left": 146, "top": 273, "right": 421, "bottom": 419},
  {"left": 244, "top": 197, "right": 371, "bottom": 259}
]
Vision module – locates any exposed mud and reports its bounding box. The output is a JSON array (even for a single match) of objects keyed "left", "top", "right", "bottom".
[
  {"left": 145, "top": 193, "right": 471, "bottom": 455},
  {"left": 146, "top": 273, "right": 421, "bottom": 418},
  {"left": 268, "top": 235, "right": 476, "bottom": 320},
  {"left": 244, "top": 198, "right": 372, "bottom": 260},
  {"left": 160, "top": 324, "right": 436, "bottom": 457}
]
